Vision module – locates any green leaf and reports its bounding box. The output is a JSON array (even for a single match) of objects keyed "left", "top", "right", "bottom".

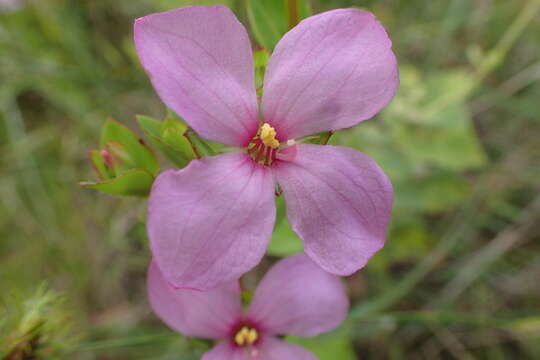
[
  {"left": 392, "top": 108, "right": 487, "bottom": 170},
  {"left": 247, "top": 0, "right": 312, "bottom": 50},
  {"left": 166, "top": 110, "right": 223, "bottom": 157},
  {"left": 395, "top": 173, "right": 471, "bottom": 213},
  {"left": 288, "top": 329, "right": 355, "bottom": 360},
  {"left": 136, "top": 115, "right": 195, "bottom": 168},
  {"left": 382, "top": 68, "right": 487, "bottom": 170},
  {"left": 161, "top": 114, "right": 187, "bottom": 134},
  {"left": 136, "top": 114, "right": 162, "bottom": 139},
  {"left": 88, "top": 149, "right": 113, "bottom": 180},
  {"left": 161, "top": 128, "right": 192, "bottom": 156},
  {"left": 80, "top": 168, "right": 154, "bottom": 197},
  {"left": 105, "top": 141, "right": 133, "bottom": 174},
  {"left": 100, "top": 118, "right": 159, "bottom": 175},
  {"left": 184, "top": 127, "right": 216, "bottom": 157},
  {"left": 267, "top": 197, "right": 303, "bottom": 256}
]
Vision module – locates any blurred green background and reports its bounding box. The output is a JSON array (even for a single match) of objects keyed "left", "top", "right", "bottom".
[{"left": 1, "top": 0, "right": 539, "bottom": 358}]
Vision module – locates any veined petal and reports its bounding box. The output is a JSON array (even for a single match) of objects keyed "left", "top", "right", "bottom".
[
  {"left": 273, "top": 144, "right": 393, "bottom": 275},
  {"left": 148, "top": 153, "right": 276, "bottom": 291},
  {"left": 247, "top": 254, "right": 349, "bottom": 337},
  {"left": 202, "top": 338, "right": 316, "bottom": 360},
  {"left": 202, "top": 343, "right": 244, "bottom": 360},
  {"left": 256, "top": 337, "right": 317, "bottom": 360},
  {"left": 262, "top": 9, "right": 399, "bottom": 140},
  {"left": 134, "top": 6, "right": 258, "bottom": 146},
  {"left": 147, "top": 261, "right": 241, "bottom": 339}
]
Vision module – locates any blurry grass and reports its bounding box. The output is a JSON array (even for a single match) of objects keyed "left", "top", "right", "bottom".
[{"left": 1, "top": 0, "right": 540, "bottom": 359}]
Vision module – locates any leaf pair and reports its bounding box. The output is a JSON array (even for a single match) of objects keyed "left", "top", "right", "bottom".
[{"left": 81, "top": 113, "right": 199, "bottom": 197}]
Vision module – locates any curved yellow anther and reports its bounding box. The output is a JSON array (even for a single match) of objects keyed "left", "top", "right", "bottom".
[
  {"left": 260, "top": 123, "right": 280, "bottom": 149},
  {"left": 246, "top": 328, "right": 258, "bottom": 344},
  {"left": 234, "top": 326, "right": 259, "bottom": 346}
]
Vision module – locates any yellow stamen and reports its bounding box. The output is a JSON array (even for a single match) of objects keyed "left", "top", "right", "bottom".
[
  {"left": 246, "top": 328, "right": 258, "bottom": 344},
  {"left": 234, "top": 326, "right": 259, "bottom": 346},
  {"left": 260, "top": 123, "right": 280, "bottom": 149}
]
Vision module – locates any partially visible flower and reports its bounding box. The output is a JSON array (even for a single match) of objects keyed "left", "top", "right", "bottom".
[
  {"left": 135, "top": 6, "right": 398, "bottom": 290},
  {"left": 148, "top": 254, "right": 349, "bottom": 359},
  {"left": 0, "top": 0, "right": 23, "bottom": 12}
]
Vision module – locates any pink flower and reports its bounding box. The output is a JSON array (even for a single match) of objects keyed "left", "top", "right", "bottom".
[
  {"left": 135, "top": 6, "right": 398, "bottom": 290},
  {"left": 0, "top": 0, "right": 23, "bottom": 12},
  {"left": 148, "top": 254, "right": 349, "bottom": 359}
]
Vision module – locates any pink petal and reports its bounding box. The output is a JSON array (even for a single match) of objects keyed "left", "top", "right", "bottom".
[
  {"left": 148, "top": 153, "right": 276, "bottom": 291},
  {"left": 202, "top": 338, "right": 316, "bottom": 360},
  {"left": 247, "top": 254, "right": 349, "bottom": 337},
  {"left": 256, "top": 337, "right": 317, "bottom": 360},
  {"left": 147, "top": 261, "right": 241, "bottom": 339},
  {"left": 262, "top": 9, "right": 399, "bottom": 140},
  {"left": 134, "top": 6, "right": 258, "bottom": 146},
  {"left": 273, "top": 144, "right": 393, "bottom": 275},
  {"left": 202, "top": 343, "right": 246, "bottom": 360}
]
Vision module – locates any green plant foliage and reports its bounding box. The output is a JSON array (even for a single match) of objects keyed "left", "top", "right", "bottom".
[
  {"left": 80, "top": 168, "right": 154, "bottom": 197},
  {"left": 247, "top": 0, "right": 312, "bottom": 50},
  {"left": 2, "top": 0, "right": 540, "bottom": 358},
  {"left": 101, "top": 119, "right": 159, "bottom": 176},
  {"left": 288, "top": 329, "right": 355, "bottom": 360},
  {"left": 384, "top": 67, "right": 487, "bottom": 170},
  {"left": 0, "top": 286, "right": 75, "bottom": 359},
  {"left": 136, "top": 114, "right": 195, "bottom": 168},
  {"left": 81, "top": 118, "right": 159, "bottom": 197},
  {"left": 267, "top": 196, "right": 304, "bottom": 256},
  {"left": 88, "top": 149, "right": 114, "bottom": 180}
]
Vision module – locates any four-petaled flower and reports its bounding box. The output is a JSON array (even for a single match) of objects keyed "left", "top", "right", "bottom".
[
  {"left": 148, "top": 254, "right": 349, "bottom": 359},
  {"left": 135, "top": 5, "right": 399, "bottom": 290}
]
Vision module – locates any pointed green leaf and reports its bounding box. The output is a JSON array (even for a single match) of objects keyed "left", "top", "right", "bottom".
[
  {"left": 161, "top": 117, "right": 187, "bottom": 135},
  {"left": 80, "top": 169, "right": 154, "bottom": 197},
  {"left": 161, "top": 128, "right": 190, "bottom": 152},
  {"left": 167, "top": 110, "right": 226, "bottom": 156},
  {"left": 136, "top": 114, "right": 162, "bottom": 139},
  {"left": 105, "top": 141, "right": 134, "bottom": 174},
  {"left": 101, "top": 118, "right": 159, "bottom": 175},
  {"left": 136, "top": 114, "right": 195, "bottom": 168},
  {"left": 88, "top": 149, "right": 114, "bottom": 180},
  {"left": 184, "top": 127, "right": 216, "bottom": 157},
  {"left": 165, "top": 108, "right": 185, "bottom": 125}
]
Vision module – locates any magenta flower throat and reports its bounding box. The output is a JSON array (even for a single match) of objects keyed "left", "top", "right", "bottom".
[
  {"left": 135, "top": 6, "right": 399, "bottom": 291},
  {"left": 148, "top": 254, "right": 349, "bottom": 359}
]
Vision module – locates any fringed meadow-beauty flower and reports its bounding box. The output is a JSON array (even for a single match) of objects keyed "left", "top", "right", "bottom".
[
  {"left": 148, "top": 254, "right": 349, "bottom": 359},
  {"left": 135, "top": 6, "right": 399, "bottom": 290}
]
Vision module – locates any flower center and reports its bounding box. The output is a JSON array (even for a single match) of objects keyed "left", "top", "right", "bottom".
[
  {"left": 247, "top": 123, "right": 280, "bottom": 166},
  {"left": 234, "top": 326, "right": 259, "bottom": 347},
  {"left": 259, "top": 123, "right": 279, "bottom": 149}
]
